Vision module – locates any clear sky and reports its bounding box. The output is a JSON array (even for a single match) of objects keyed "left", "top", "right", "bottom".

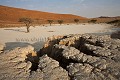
[{"left": 0, "top": 0, "right": 120, "bottom": 18}]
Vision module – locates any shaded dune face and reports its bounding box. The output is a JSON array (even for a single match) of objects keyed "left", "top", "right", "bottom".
[{"left": 89, "top": 16, "right": 120, "bottom": 23}]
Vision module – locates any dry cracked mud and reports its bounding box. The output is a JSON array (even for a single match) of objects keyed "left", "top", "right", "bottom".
[{"left": 0, "top": 34, "right": 120, "bottom": 80}]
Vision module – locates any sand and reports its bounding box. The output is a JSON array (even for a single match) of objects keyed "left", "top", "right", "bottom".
[{"left": 0, "top": 23, "right": 113, "bottom": 51}]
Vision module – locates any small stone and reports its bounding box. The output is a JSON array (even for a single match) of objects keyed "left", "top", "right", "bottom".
[
  {"left": 81, "top": 55, "right": 87, "bottom": 62},
  {"left": 0, "top": 43, "right": 5, "bottom": 51},
  {"left": 10, "top": 57, "right": 25, "bottom": 62},
  {"left": 14, "top": 62, "right": 27, "bottom": 69},
  {"left": 25, "top": 61, "right": 32, "bottom": 70}
]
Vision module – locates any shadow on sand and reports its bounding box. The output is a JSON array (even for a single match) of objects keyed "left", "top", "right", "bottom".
[
  {"left": 5, "top": 41, "right": 45, "bottom": 51},
  {"left": 111, "top": 31, "right": 120, "bottom": 39},
  {"left": 4, "top": 28, "right": 26, "bottom": 33}
]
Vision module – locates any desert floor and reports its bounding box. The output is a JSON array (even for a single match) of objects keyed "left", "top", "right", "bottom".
[{"left": 0, "top": 23, "right": 117, "bottom": 51}]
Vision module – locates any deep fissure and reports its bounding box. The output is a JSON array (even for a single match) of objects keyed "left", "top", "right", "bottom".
[
  {"left": 26, "top": 53, "right": 39, "bottom": 71},
  {"left": 27, "top": 36, "right": 105, "bottom": 78},
  {"left": 72, "top": 37, "right": 102, "bottom": 57}
]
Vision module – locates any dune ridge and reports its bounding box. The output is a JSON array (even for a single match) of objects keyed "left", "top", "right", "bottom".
[{"left": 0, "top": 5, "right": 87, "bottom": 24}]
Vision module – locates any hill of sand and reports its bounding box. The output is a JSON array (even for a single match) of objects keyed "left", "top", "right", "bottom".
[
  {"left": 90, "top": 16, "right": 120, "bottom": 23},
  {"left": 0, "top": 5, "right": 87, "bottom": 25}
]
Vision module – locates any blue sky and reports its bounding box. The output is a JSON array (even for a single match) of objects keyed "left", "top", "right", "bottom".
[{"left": 0, "top": 0, "right": 120, "bottom": 18}]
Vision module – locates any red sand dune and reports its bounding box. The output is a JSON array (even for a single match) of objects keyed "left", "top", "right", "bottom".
[{"left": 0, "top": 5, "right": 87, "bottom": 24}]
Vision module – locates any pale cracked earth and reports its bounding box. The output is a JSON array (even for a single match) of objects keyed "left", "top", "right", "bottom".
[{"left": 0, "top": 34, "right": 120, "bottom": 80}]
